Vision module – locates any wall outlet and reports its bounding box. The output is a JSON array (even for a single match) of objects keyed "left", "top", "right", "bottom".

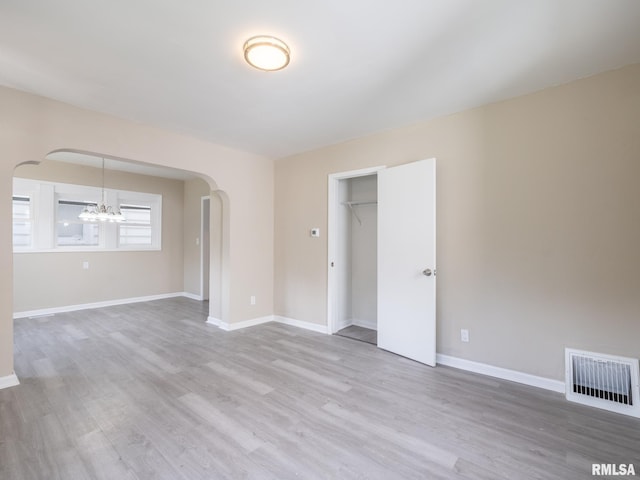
[
  {"left": 250, "top": 295, "right": 256, "bottom": 306},
  {"left": 461, "top": 329, "right": 470, "bottom": 343},
  {"left": 82, "top": 261, "right": 89, "bottom": 270},
  {"left": 196, "top": 237, "right": 200, "bottom": 246},
  {"left": 310, "top": 228, "right": 320, "bottom": 237}
]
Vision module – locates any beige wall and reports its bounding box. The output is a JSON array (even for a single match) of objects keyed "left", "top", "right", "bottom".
[
  {"left": 12, "top": 160, "right": 185, "bottom": 312},
  {"left": 0, "top": 86, "right": 274, "bottom": 378},
  {"left": 275, "top": 63, "right": 640, "bottom": 381},
  {"left": 183, "top": 177, "right": 211, "bottom": 297}
]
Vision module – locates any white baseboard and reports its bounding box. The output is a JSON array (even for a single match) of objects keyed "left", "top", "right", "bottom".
[
  {"left": 0, "top": 373, "right": 20, "bottom": 390},
  {"left": 182, "top": 292, "right": 203, "bottom": 301},
  {"left": 334, "top": 319, "right": 352, "bottom": 332},
  {"left": 436, "top": 354, "right": 565, "bottom": 393},
  {"left": 351, "top": 318, "right": 377, "bottom": 330},
  {"left": 208, "top": 314, "right": 329, "bottom": 335},
  {"left": 333, "top": 318, "right": 377, "bottom": 332},
  {"left": 13, "top": 292, "right": 201, "bottom": 319},
  {"left": 273, "top": 315, "right": 329, "bottom": 334},
  {"left": 219, "top": 315, "right": 273, "bottom": 331}
]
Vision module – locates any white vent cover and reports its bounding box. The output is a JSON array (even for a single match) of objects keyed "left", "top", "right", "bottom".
[{"left": 565, "top": 348, "right": 640, "bottom": 418}]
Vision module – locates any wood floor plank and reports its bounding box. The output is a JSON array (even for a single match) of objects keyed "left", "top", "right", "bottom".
[
  {"left": 2, "top": 297, "right": 640, "bottom": 479},
  {"left": 322, "top": 401, "right": 459, "bottom": 470},
  {"left": 271, "top": 358, "right": 353, "bottom": 393},
  {"left": 179, "top": 392, "right": 265, "bottom": 453},
  {"left": 74, "top": 429, "right": 140, "bottom": 480},
  {"left": 109, "top": 331, "right": 182, "bottom": 375},
  {"left": 205, "top": 361, "right": 274, "bottom": 395}
]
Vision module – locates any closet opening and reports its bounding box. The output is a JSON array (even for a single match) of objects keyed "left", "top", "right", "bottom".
[
  {"left": 328, "top": 159, "right": 437, "bottom": 363},
  {"left": 328, "top": 166, "right": 384, "bottom": 346}
]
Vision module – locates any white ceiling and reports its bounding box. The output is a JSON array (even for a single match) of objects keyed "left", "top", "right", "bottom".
[{"left": 1, "top": 0, "right": 640, "bottom": 159}]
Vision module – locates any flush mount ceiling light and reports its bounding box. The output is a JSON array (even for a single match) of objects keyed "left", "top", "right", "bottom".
[{"left": 243, "top": 35, "right": 290, "bottom": 71}]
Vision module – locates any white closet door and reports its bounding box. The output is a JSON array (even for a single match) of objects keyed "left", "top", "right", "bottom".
[{"left": 377, "top": 158, "right": 436, "bottom": 366}]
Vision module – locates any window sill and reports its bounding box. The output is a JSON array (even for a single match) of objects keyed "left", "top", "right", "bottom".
[{"left": 13, "top": 247, "right": 162, "bottom": 254}]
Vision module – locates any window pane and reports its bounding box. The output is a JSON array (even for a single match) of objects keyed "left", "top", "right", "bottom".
[
  {"left": 119, "top": 225, "right": 153, "bottom": 245},
  {"left": 121, "top": 205, "right": 151, "bottom": 224},
  {"left": 57, "top": 200, "right": 99, "bottom": 246},
  {"left": 13, "top": 196, "right": 31, "bottom": 247},
  {"left": 119, "top": 204, "right": 152, "bottom": 246}
]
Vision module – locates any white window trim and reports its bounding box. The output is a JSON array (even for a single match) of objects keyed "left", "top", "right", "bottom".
[
  {"left": 13, "top": 177, "right": 162, "bottom": 253},
  {"left": 55, "top": 188, "right": 106, "bottom": 249},
  {"left": 11, "top": 194, "right": 33, "bottom": 252},
  {"left": 117, "top": 193, "right": 162, "bottom": 251}
]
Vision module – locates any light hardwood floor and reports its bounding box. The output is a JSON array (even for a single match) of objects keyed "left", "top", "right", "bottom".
[{"left": 1, "top": 297, "right": 639, "bottom": 479}]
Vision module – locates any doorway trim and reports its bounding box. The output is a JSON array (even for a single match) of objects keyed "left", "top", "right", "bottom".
[
  {"left": 200, "top": 195, "right": 210, "bottom": 301},
  {"left": 327, "top": 166, "right": 385, "bottom": 335}
]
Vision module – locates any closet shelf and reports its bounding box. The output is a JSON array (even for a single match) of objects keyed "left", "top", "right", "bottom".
[{"left": 342, "top": 200, "right": 377, "bottom": 225}]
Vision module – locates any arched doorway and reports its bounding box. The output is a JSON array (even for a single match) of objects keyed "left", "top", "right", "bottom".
[{"left": 11, "top": 150, "right": 229, "bottom": 330}]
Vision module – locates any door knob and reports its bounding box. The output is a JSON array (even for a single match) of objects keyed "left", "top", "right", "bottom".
[{"left": 422, "top": 268, "right": 432, "bottom": 277}]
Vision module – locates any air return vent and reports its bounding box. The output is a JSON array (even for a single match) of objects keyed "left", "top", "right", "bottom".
[{"left": 565, "top": 348, "right": 640, "bottom": 418}]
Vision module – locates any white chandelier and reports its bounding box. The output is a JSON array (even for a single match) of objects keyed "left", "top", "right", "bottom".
[{"left": 78, "top": 158, "right": 125, "bottom": 223}]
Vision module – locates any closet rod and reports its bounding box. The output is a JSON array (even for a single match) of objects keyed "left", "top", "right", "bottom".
[
  {"left": 342, "top": 200, "right": 377, "bottom": 225},
  {"left": 342, "top": 200, "right": 377, "bottom": 207}
]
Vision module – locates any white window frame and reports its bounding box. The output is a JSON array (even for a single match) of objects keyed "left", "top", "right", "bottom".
[
  {"left": 13, "top": 177, "right": 162, "bottom": 253},
  {"left": 13, "top": 178, "right": 42, "bottom": 251},
  {"left": 54, "top": 184, "right": 106, "bottom": 250},
  {"left": 117, "top": 192, "right": 162, "bottom": 251},
  {"left": 12, "top": 195, "right": 33, "bottom": 251}
]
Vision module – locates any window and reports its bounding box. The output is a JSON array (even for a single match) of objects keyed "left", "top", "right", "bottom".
[
  {"left": 119, "top": 204, "right": 152, "bottom": 246},
  {"left": 13, "top": 177, "right": 162, "bottom": 252},
  {"left": 56, "top": 200, "right": 100, "bottom": 246},
  {"left": 12, "top": 195, "right": 31, "bottom": 248}
]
